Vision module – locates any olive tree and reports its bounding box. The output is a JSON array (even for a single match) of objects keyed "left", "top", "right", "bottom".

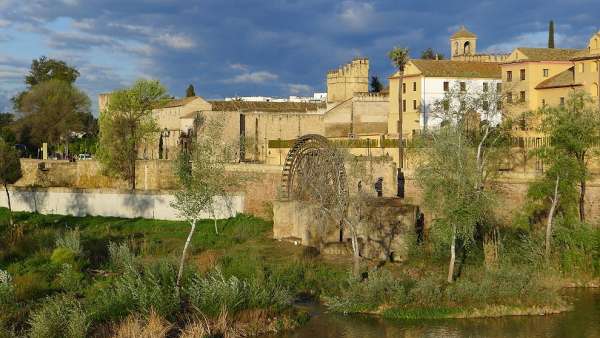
[
  {"left": 97, "top": 79, "right": 168, "bottom": 189},
  {"left": 416, "top": 82, "right": 510, "bottom": 281},
  {"left": 0, "top": 138, "right": 22, "bottom": 227},
  {"left": 171, "top": 113, "right": 239, "bottom": 287},
  {"left": 536, "top": 91, "right": 600, "bottom": 222}
]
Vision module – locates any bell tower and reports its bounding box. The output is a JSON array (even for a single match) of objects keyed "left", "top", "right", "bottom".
[{"left": 450, "top": 26, "right": 478, "bottom": 60}]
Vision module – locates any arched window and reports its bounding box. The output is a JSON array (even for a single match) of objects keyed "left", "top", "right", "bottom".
[
  {"left": 594, "top": 38, "right": 599, "bottom": 49},
  {"left": 464, "top": 41, "right": 471, "bottom": 55},
  {"left": 454, "top": 42, "right": 459, "bottom": 55},
  {"left": 593, "top": 83, "right": 599, "bottom": 98}
]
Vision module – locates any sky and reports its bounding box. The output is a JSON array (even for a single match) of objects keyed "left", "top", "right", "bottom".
[{"left": 0, "top": 0, "right": 599, "bottom": 115}]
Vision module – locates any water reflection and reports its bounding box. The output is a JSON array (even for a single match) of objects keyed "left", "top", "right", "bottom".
[{"left": 264, "top": 289, "right": 599, "bottom": 338}]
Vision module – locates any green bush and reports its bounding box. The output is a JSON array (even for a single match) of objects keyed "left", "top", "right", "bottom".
[
  {"left": 13, "top": 272, "right": 52, "bottom": 301},
  {"left": 54, "top": 264, "right": 84, "bottom": 292},
  {"left": 89, "top": 259, "right": 180, "bottom": 321},
  {"left": 28, "top": 293, "right": 90, "bottom": 338},
  {"left": 327, "top": 270, "right": 406, "bottom": 314},
  {"left": 0, "top": 270, "right": 14, "bottom": 305},
  {"left": 186, "top": 269, "right": 291, "bottom": 317},
  {"left": 55, "top": 228, "right": 81, "bottom": 255},
  {"left": 50, "top": 247, "right": 78, "bottom": 266},
  {"left": 108, "top": 241, "right": 138, "bottom": 272},
  {"left": 408, "top": 274, "right": 445, "bottom": 307},
  {"left": 554, "top": 224, "right": 599, "bottom": 276}
]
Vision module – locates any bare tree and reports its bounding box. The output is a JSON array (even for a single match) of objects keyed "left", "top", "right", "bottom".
[{"left": 171, "top": 113, "right": 239, "bottom": 287}]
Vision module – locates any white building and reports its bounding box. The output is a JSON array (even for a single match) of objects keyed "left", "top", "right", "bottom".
[{"left": 389, "top": 59, "right": 502, "bottom": 136}]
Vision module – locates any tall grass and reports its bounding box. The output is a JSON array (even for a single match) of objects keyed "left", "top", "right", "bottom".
[{"left": 28, "top": 293, "right": 90, "bottom": 338}]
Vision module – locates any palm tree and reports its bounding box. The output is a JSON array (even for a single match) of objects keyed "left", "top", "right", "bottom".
[{"left": 388, "top": 47, "right": 410, "bottom": 197}]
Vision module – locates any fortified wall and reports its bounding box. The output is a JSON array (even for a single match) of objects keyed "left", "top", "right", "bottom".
[
  {"left": 326, "top": 58, "right": 369, "bottom": 103},
  {"left": 11, "top": 157, "right": 600, "bottom": 225}
]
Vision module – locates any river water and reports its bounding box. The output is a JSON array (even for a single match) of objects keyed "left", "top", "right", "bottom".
[{"left": 265, "top": 289, "right": 599, "bottom": 338}]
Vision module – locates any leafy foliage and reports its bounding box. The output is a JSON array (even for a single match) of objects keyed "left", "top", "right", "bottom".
[
  {"left": 28, "top": 293, "right": 90, "bottom": 338},
  {"left": 97, "top": 79, "right": 169, "bottom": 189},
  {"left": 388, "top": 47, "right": 410, "bottom": 71}
]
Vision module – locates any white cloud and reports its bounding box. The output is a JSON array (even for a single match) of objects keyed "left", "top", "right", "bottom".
[
  {"left": 287, "top": 83, "right": 312, "bottom": 95},
  {"left": 229, "top": 63, "right": 249, "bottom": 71},
  {"left": 337, "top": 1, "right": 375, "bottom": 31},
  {"left": 153, "top": 33, "right": 195, "bottom": 50},
  {"left": 225, "top": 71, "right": 278, "bottom": 84}
]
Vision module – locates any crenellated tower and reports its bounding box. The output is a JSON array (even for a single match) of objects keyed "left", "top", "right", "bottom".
[{"left": 326, "top": 57, "right": 369, "bottom": 103}]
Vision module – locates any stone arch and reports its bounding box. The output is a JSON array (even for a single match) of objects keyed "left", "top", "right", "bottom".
[
  {"left": 280, "top": 134, "right": 348, "bottom": 201},
  {"left": 464, "top": 41, "right": 471, "bottom": 55}
]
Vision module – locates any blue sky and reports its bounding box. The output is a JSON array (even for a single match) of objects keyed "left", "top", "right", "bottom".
[{"left": 1, "top": 0, "right": 599, "bottom": 115}]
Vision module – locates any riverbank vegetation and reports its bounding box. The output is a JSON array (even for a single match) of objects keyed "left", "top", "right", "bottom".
[{"left": 1, "top": 207, "right": 598, "bottom": 337}]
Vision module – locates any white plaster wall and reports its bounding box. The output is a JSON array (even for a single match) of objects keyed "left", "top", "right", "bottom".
[
  {"left": 0, "top": 188, "right": 244, "bottom": 221},
  {"left": 421, "top": 78, "right": 502, "bottom": 129}
]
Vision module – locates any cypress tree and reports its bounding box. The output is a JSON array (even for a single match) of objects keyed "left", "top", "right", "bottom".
[
  {"left": 548, "top": 21, "right": 555, "bottom": 49},
  {"left": 186, "top": 84, "right": 196, "bottom": 97}
]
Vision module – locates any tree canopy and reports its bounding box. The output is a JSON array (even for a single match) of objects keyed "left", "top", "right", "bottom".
[
  {"left": 370, "top": 76, "right": 384, "bottom": 93},
  {"left": 186, "top": 84, "right": 196, "bottom": 97},
  {"left": 14, "top": 79, "right": 91, "bottom": 148},
  {"left": 420, "top": 48, "right": 445, "bottom": 60},
  {"left": 97, "top": 79, "right": 169, "bottom": 189}
]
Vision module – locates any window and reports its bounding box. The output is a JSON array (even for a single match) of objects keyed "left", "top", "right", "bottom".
[
  {"left": 413, "top": 100, "right": 417, "bottom": 110},
  {"left": 497, "top": 100, "right": 502, "bottom": 110},
  {"left": 560, "top": 97, "right": 565, "bottom": 106},
  {"left": 507, "top": 92, "right": 513, "bottom": 103},
  {"left": 520, "top": 91, "right": 526, "bottom": 102},
  {"left": 402, "top": 83, "right": 406, "bottom": 94},
  {"left": 543, "top": 69, "right": 549, "bottom": 77},
  {"left": 520, "top": 69, "right": 526, "bottom": 80},
  {"left": 402, "top": 100, "right": 406, "bottom": 112},
  {"left": 579, "top": 63, "right": 585, "bottom": 73},
  {"left": 596, "top": 61, "right": 599, "bottom": 72},
  {"left": 541, "top": 99, "right": 546, "bottom": 107},
  {"left": 443, "top": 81, "right": 449, "bottom": 92},
  {"left": 483, "top": 82, "right": 489, "bottom": 92},
  {"left": 460, "top": 82, "right": 466, "bottom": 92},
  {"left": 483, "top": 100, "right": 489, "bottom": 111},
  {"left": 413, "top": 82, "right": 417, "bottom": 91},
  {"left": 497, "top": 83, "right": 502, "bottom": 92},
  {"left": 507, "top": 71, "right": 513, "bottom": 82}
]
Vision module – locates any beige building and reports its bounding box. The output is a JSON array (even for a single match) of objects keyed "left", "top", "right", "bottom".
[
  {"left": 326, "top": 58, "right": 369, "bottom": 103},
  {"left": 450, "top": 26, "right": 508, "bottom": 63},
  {"left": 389, "top": 59, "right": 502, "bottom": 138}
]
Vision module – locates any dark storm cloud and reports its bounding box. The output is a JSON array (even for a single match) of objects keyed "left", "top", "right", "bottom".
[{"left": 0, "top": 0, "right": 599, "bottom": 113}]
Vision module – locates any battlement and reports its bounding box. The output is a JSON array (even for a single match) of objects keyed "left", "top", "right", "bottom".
[
  {"left": 353, "top": 91, "right": 389, "bottom": 101},
  {"left": 326, "top": 58, "right": 370, "bottom": 103}
]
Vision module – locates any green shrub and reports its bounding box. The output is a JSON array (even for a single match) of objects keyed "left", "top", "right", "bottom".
[
  {"left": 55, "top": 264, "right": 84, "bottom": 292},
  {"left": 327, "top": 269, "right": 406, "bottom": 314},
  {"left": 13, "top": 272, "right": 52, "bottom": 301},
  {"left": 186, "top": 269, "right": 291, "bottom": 317},
  {"left": 554, "top": 224, "right": 599, "bottom": 276},
  {"left": 0, "top": 270, "right": 14, "bottom": 305},
  {"left": 108, "top": 241, "right": 138, "bottom": 272},
  {"left": 28, "top": 293, "right": 89, "bottom": 338},
  {"left": 50, "top": 247, "right": 78, "bottom": 266},
  {"left": 55, "top": 228, "right": 81, "bottom": 255},
  {"left": 90, "top": 259, "right": 180, "bottom": 322},
  {"left": 408, "top": 274, "right": 445, "bottom": 307}
]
